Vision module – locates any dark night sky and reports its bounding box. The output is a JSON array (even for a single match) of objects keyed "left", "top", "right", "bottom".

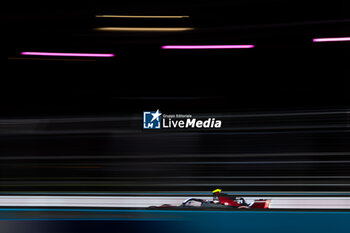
[
  {"left": 5, "top": 1, "right": 349, "bottom": 116},
  {"left": 2, "top": 0, "right": 350, "bottom": 193}
]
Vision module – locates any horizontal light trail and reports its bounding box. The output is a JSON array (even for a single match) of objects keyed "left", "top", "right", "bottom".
[
  {"left": 0, "top": 208, "right": 347, "bottom": 214},
  {"left": 1, "top": 152, "right": 350, "bottom": 160},
  {"left": 96, "top": 15, "right": 189, "bottom": 19},
  {"left": 13, "top": 160, "right": 349, "bottom": 166},
  {"left": 1, "top": 191, "right": 350, "bottom": 196},
  {"left": 21, "top": 52, "right": 115, "bottom": 57},
  {"left": 1, "top": 183, "right": 350, "bottom": 187},
  {"left": 2, "top": 175, "right": 350, "bottom": 180},
  {"left": 8, "top": 57, "right": 96, "bottom": 62},
  {"left": 94, "top": 27, "right": 194, "bottom": 32},
  {"left": 196, "top": 110, "right": 350, "bottom": 118},
  {"left": 0, "top": 196, "right": 350, "bottom": 209},
  {"left": 0, "top": 109, "right": 346, "bottom": 122},
  {"left": 162, "top": 45, "right": 254, "bottom": 49},
  {"left": 136, "top": 160, "right": 350, "bottom": 165},
  {"left": 313, "top": 37, "right": 350, "bottom": 42}
]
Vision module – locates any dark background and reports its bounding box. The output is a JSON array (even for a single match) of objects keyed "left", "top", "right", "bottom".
[{"left": 3, "top": 0, "right": 350, "bottom": 193}]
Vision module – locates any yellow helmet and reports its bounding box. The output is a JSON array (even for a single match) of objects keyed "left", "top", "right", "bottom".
[{"left": 212, "top": 189, "right": 222, "bottom": 193}]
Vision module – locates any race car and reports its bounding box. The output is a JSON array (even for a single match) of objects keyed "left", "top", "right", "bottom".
[{"left": 149, "top": 189, "right": 271, "bottom": 209}]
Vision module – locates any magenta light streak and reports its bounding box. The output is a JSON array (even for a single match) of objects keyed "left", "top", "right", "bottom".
[
  {"left": 21, "top": 52, "right": 115, "bottom": 57},
  {"left": 161, "top": 45, "right": 255, "bottom": 49},
  {"left": 313, "top": 37, "right": 350, "bottom": 42}
]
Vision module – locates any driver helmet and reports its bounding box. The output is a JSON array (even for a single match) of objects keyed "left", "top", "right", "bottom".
[{"left": 212, "top": 189, "right": 222, "bottom": 203}]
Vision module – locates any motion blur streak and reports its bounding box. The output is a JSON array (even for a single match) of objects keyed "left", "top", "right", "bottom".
[
  {"left": 21, "top": 52, "right": 115, "bottom": 57},
  {"left": 162, "top": 45, "right": 255, "bottom": 49},
  {"left": 8, "top": 57, "right": 96, "bottom": 62},
  {"left": 0, "top": 109, "right": 348, "bottom": 192},
  {"left": 313, "top": 37, "right": 350, "bottom": 42},
  {"left": 1, "top": 152, "right": 349, "bottom": 160},
  {"left": 94, "top": 27, "right": 195, "bottom": 32},
  {"left": 0, "top": 196, "right": 349, "bottom": 209},
  {"left": 95, "top": 15, "right": 189, "bottom": 19}
]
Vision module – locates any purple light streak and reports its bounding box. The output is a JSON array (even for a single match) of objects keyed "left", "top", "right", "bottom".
[
  {"left": 313, "top": 37, "right": 350, "bottom": 43},
  {"left": 161, "top": 45, "right": 255, "bottom": 49},
  {"left": 21, "top": 52, "right": 115, "bottom": 57}
]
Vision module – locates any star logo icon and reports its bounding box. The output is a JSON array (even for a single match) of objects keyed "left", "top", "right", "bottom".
[
  {"left": 150, "top": 109, "right": 162, "bottom": 122},
  {"left": 143, "top": 110, "right": 162, "bottom": 129}
]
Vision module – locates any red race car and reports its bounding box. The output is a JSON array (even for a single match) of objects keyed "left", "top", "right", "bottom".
[{"left": 150, "top": 189, "right": 271, "bottom": 209}]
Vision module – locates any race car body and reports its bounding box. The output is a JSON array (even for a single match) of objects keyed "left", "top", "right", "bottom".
[
  {"left": 150, "top": 190, "right": 271, "bottom": 209},
  {"left": 150, "top": 198, "right": 270, "bottom": 209}
]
